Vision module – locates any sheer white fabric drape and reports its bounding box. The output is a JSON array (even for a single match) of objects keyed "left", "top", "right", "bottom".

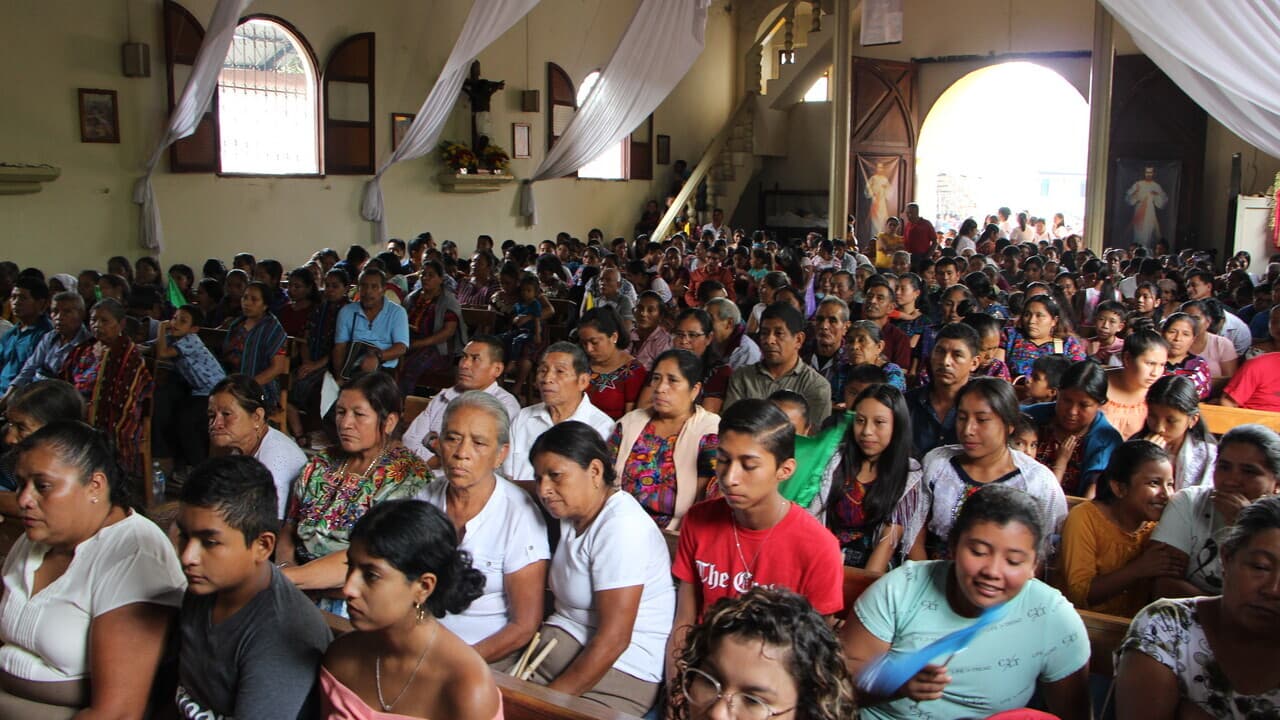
[
  {"left": 360, "top": 0, "right": 541, "bottom": 243},
  {"left": 132, "top": 0, "right": 253, "bottom": 252},
  {"left": 518, "top": 0, "right": 711, "bottom": 225},
  {"left": 1100, "top": 0, "right": 1280, "bottom": 158}
]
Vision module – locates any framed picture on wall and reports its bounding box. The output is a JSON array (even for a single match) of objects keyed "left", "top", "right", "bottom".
[
  {"left": 1111, "top": 158, "right": 1180, "bottom": 251},
  {"left": 855, "top": 154, "right": 903, "bottom": 242},
  {"left": 512, "top": 123, "right": 531, "bottom": 159},
  {"left": 391, "top": 113, "right": 415, "bottom": 151},
  {"left": 78, "top": 88, "right": 119, "bottom": 143},
  {"left": 656, "top": 134, "right": 670, "bottom": 165}
]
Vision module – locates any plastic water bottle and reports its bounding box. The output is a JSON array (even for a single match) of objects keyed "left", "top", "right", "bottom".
[{"left": 151, "top": 461, "right": 166, "bottom": 502}]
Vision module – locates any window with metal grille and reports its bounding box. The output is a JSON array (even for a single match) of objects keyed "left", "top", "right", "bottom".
[{"left": 218, "top": 18, "right": 319, "bottom": 175}]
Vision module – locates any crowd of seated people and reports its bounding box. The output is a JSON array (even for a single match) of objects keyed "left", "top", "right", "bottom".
[{"left": 3, "top": 217, "right": 1280, "bottom": 718}]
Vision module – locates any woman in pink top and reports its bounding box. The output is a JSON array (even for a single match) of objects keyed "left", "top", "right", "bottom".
[{"left": 321, "top": 500, "right": 503, "bottom": 720}]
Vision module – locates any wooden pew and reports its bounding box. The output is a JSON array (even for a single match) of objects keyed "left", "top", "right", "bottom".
[
  {"left": 404, "top": 394, "right": 430, "bottom": 428},
  {"left": 320, "top": 612, "right": 638, "bottom": 720},
  {"left": 1077, "top": 608, "right": 1129, "bottom": 677},
  {"left": 1201, "top": 403, "right": 1280, "bottom": 436}
]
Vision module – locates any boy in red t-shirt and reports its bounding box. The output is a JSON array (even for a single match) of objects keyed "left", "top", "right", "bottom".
[{"left": 666, "top": 399, "right": 843, "bottom": 681}]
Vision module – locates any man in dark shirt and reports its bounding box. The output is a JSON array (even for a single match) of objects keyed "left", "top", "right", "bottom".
[{"left": 905, "top": 322, "right": 980, "bottom": 459}]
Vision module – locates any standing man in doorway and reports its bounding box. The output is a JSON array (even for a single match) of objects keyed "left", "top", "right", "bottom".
[{"left": 903, "top": 203, "right": 936, "bottom": 274}]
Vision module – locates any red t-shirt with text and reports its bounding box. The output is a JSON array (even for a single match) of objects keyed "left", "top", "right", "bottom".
[{"left": 673, "top": 499, "right": 844, "bottom": 618}]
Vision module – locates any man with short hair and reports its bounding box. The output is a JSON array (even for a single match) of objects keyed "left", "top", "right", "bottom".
[
  {"left": 684, "top": 246, "right": 736, "bottom": 307},
  {"left": 860, "top": 276, "right": 913, "bottom": 369},
  {"left": 805, "top": 297, "right": 855, "bottom": 404},
  {"left": 332, "top": 269, "right": 409, "bottom": 375},
  {"left": 706, "top": 297, "right": 760, "bottom": 370},
  {"left": 905, "top": 322, "right": 981, "bottom": 458},
  {"left": 402, "top": 336, "right": 522, "bottom": 470},
  {"left": 3, "top": 291, "right": 89, "bottom": 403},
  {"left": 1185, "top": 270, "right": 1215, "bottom": 301},
  {"left": 701, "top": 207, "right": 727, "bottom": 239},
  {"left": 0, "top": 277, "right": 52, "bottom": 394},
  {"left": 504, "top": 343, "right": 614, "bottom": 484},
  {"left": 584, "top": 267, "right": 635, "bottom": 335},
  {"left": 725, "top": 302, "right": 831, "bottom": 428}
]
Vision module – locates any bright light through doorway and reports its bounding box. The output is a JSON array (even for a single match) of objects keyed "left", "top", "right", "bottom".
[{"left": 916, "top": 62, "right": 1089, "bottom": 232}]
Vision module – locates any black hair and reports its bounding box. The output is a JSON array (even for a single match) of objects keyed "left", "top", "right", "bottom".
[
  {"left": 830, "top": 384, "right": 913, "bottom": 535},
  {"left": 180, "top": 456, "right": 279, "bottom": 545},
  {"left": 1058, "top": 360, "right": 1108, "bottom": 404},
  {"left": 933, "top": 321, "right": 982, "bottom": 357},
  {"left": 695, "top": 280, "right": 726, "bottom": 304},
  {"left": 1122, "top": 328, "right": 1170, "bottom": 360},
  {"left": 719, "top": 398, "right": 795, "bottom": 464},
  {"left": 202, "top": 259, "right": 227, "bottom": 280},
  {"left": 340, "top": 371, "right": 403, "bottom": 441},
  {"left": 950, "top": 484, "right": 1044, "bottom": 556},
  {"left": 1013, "top": 412, "right": 1037, "bottom": 439},
  {"left": 955, "top": 377, "right": 1022, "bottom": 430},
  {"left": 107, "top": 255, "right": 134, "bottom": 282},
  {"left": 1095, "top": 299, "right": 1127, "bottom": 322},
  {"left": 769, "top": 389, "right": 809, "bottom": 418},
  {"left": 1020, "top": 294, "right": 1070, "bottom": 339},
  {"left": 233, "top": 252, "right": 257, "bottom": 269},
  {"left": 963, "top": 270, "right": 998, "bottom": 301},
  {"left": 345, "top": 245, "right": 370, "bottom": 265},
  {"left": 760, "top": 301, "right": 805, "bottom": 335},
  {"left": 672, "top": 586, "right": 856, "bottom": 720},
  {"left": 7, "top": 380, "right": 84, "bottom": 428},
  {"left": 1030, "top": 355, "right": 1072, "bottom": 388},
  {"left": 257, "top": 259, "right": 284, "bottom": 285},
  {"left": 14, "top": 276, "right": 50, "bottom": 302},
  {"left": 127, "top": 286, "right": 162, "bottom": 311},
  {"left": 167, "top": 263, "right": 195, "bottom": 288},
  {"left": 529, "top": 421, "right": 618, "bottom": 486},
  {"left": 962, "top": 312, "right": 1003, "bottom": 342},
  {"left": 1141, "top": 374, "right": 1209, "bottom": 443},
  {"left": 287, "top": 267, "right": 322, "bottom": 305},
  {"left": 1219, "top": 424, "right": 1280, "bottom": 478},
  {"left": 349, "top": 499, "right": 485, "bottom": 617},
  {"left": 1096, "top": 440, "right": 1171, "bottom": 503},
  {"left": 211, "top": 374, "right": 269, "bottom": 416},
  {"left": 845, "top": 363, "right": 889, "bottom": 388},
  {"left": 197, "top": 277, "right": 224, "bottom": 304},
  {"left": 325, "top": 267, "right": 351, "bottom": 287},
  {"left": 175, "top": 303, "right": 205, "bottom": 328},
  {"left": 466, "top": 334, "right": 506, "bottom": 364},
  {"left": 1221, "top": 495, "right": 1280, "bottom": 560},
  {"left": 579, "top": 306, "right": 631, "bottom": 351},
  {"left": 650, "top": 348, "right": 703, "bottom": 387},
  {"left": 14, "top": 420, "right": 139, "bottom": 510}
]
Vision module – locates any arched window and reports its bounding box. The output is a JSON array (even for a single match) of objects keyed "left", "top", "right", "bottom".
[
  {"left": 575, "top": 71, "right": 626, "bottom": 180},
  {"left": 218, "top": 17, "right": 319, "bottom": 174}
]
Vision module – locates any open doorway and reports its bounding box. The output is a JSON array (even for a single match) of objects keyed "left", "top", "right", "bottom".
[{"left": 916, "top": 62, "right": 1089, "bottom": 235}]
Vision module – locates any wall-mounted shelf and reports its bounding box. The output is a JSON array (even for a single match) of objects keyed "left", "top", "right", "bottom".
[
  {"left": 0, "top": 163, "right": 61, "bottom": 195},
  {"left": 437, "top": 171, "right": 515, "bottom": 193}
]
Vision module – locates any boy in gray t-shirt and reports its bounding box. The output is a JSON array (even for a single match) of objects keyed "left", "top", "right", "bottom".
[{"left": 173, "top": 456, "right": 332, "bottom": 719}]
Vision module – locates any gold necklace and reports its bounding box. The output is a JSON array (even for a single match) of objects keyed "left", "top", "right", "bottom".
[
  {"left": 339, "top": 444, "right": 386, "bottom": 478},
  {"left": 375, "top": 620, "right": 436, "bottom": 712}
]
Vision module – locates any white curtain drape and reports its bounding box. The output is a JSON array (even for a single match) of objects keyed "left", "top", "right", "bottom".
[
  {"left": 132, "top": 0, "right": 252, "bottom": 253},
  {"left": 1100, "top": 0, "right": 1280, "bottom": 158},
  {"left": 518, "top": 0, "right": 711, "bottom": 225},
  {"left": 361, "top": 0, "right": 541, "bottom": 243}
]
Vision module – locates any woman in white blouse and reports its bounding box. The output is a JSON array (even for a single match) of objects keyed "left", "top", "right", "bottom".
[
  {"left": 207, "top": 375, "right": 307, "bottom": 520},
  {"left": 0, "top": 421, "right": 186, "bottom": 718},
  {"left": 417, "top": 391, "right": 549, "bottom": 664}
]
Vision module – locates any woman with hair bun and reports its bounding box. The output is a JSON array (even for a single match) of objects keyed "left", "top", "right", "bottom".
[
  {"left": 320, "top": 499, "right": 502, "bottom": 720},
  {"left": 527, "top": 421, "right": 675, "bottom": 716},
  {"left": 672, "top": 586, "right": 856, "bottom": 720}
]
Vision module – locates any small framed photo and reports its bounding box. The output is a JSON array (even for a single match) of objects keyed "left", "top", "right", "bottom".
[
  {"left": 656, "top": 134, "right": 671, "bottom": 165},
  {"left": 391, "top": 113, "right": 415, "bottom": 151},
  {"left": 78, "top": 88, "right": 119, "bottom": 143},
  {"left": 512, "top": 122, "right": 531, "bottom": 159}
]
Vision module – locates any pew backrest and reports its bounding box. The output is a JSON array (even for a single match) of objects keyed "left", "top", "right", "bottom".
[
  {"left": 1078, "top": 608, "right": 1129, "bottom": 677},
  {"left": 1201, "top": 404, "right": 1280, "bottom": 436}
]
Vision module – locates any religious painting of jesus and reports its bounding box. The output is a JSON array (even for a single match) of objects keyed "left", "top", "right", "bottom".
[
  {"left": 857, "top": 154, "right": 900, "bottom": 242},
  {"left": 1112, "top": 158, "right": 1180, "bottom": 251}
]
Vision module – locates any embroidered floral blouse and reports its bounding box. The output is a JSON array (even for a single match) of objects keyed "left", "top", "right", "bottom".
[
  {"left": 588, "top": 357, "right": 649, "bottom": 420},
  {"left": 286, "top": 445, "right": 431, "bottom": 560},
  {"left": 1167, "top": 355, "right": 1212, "bottom": 400},
  {"left": 608, "top": 422, "right": 718, "bottom": 528},
  {"left": 1004, "top": 329, "right": 1086, "bottom": 377}
]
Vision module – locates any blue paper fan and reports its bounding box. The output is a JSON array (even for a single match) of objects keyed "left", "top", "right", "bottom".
[{"left": 855, "top": 601, "right": 1012, "bottom": 697}]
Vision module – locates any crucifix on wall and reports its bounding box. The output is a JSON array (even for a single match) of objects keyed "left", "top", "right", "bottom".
[{"left": 461, "top": 60, "right": 505, "bottom": 152}]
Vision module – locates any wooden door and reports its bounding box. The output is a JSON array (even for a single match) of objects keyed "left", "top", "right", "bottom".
[{"left": 848, "top": 57, "right": 918, "bottom": 244}]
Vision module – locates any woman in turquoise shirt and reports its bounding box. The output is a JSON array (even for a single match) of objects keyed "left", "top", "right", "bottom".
[{"left": 841, "top": 484, "right": 1091, "bottom": 720}]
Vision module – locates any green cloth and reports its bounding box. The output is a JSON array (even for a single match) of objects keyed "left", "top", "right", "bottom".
[
  {"left": 780, "top": 411, "right": 853, "bottom": 507},
  {"left": 166, "top": 274, "right": 186, "bottom": 309}
]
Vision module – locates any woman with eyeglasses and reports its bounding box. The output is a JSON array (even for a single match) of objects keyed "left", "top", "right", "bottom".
[
  {"left": 670, "top": 586, "right": 856, "bottom": 720},
  {"left": 671, "top": 308, "right": 732, "bottom": 414}
]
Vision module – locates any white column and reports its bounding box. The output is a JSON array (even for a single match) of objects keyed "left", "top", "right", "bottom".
[
  {"left": 1083, "top": 1, "right": 1115, "bottom": 254},
  {"left": 828, "top": 0, "right": 853, "bottom": 242}
]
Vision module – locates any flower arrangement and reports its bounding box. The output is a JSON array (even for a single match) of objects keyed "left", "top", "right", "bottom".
[
  {"left": 439, "top": 140, "right": 477, "bottom": 172},
  {"left": 480, "top": 144, "right": 510, "bottom": 173}
]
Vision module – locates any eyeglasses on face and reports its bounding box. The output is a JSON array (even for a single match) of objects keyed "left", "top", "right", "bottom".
[{"left": 681, "top": 667, "right": 794, "bottom": 719}]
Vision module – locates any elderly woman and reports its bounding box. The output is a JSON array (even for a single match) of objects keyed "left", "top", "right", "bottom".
[
  {"left": 277, "top": 372, "right": 431, "bottom": 613},
  {"left": 207, "top": 374, "right": 307, "bottom": 520},
  {"left": 631, "top": 291, "right": 672, "bottom": 373},
  {"left": 1150, "top": 424, "right": 1280, "bottom": 599},
  {"left": 401, "top": 259, "right": 467, "bottom": 395},
  {"left": 1116, "top": 495, "right": 1280, "bottom": 719},
  {"left": 848, "top": 320, "right": 907, "bottom": 391},
  {"left": 1024, "top": 360, "right": 1124, "bottom": 498},
  {"left": 417, "top": 391, "right": 549, "bottom": 664},
  {"left": 222, "top": 281, "right": 288, "bottom": 410},
  {"left": 844, "top": 485, "right": 1090, "bottom": 720},
  {"left": 60, "top": 297, "right": 152, "bottom": 481},
  {"left": 527, "top": 421, "right": 675, "bottom": 716},
  {"left": 610, "top": 349, "right": 719, "bottom": 531},
  {"left": 578, "top": 306, "right": 648, "bottom": 420},
  {"left": 0, "top": 421, "right": 185, "bottom": 718}
]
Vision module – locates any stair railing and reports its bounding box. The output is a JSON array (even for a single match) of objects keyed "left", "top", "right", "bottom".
[{"left": 651, "top": 95, "right": 753, "bottom": 241}]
